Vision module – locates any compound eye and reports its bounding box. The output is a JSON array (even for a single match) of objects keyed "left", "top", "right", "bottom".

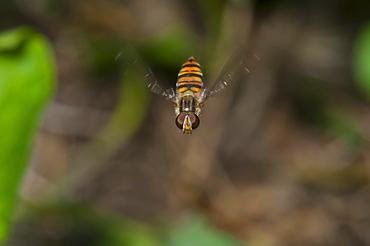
[
  {"left": 189, "top": 113, "right": 200, "bottom": 129},
  {"left": 175, "top": 113, "right": 186, "bottom": 129}
]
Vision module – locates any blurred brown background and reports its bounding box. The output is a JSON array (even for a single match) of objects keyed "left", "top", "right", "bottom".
[{"left": 2, "top": 0, "right": 370, "bottom": 245}]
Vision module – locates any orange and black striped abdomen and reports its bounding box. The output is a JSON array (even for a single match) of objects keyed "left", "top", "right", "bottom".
[{"left": 176, "top": 57, "right": 203, "bottom": 95}]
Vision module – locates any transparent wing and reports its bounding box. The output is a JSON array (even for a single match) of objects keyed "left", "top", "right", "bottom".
[
  {"left": 116, "top": 45, "right": 175, "bottom": 101},
  {"left": 203, "top": 45, "right": 260, "bottom": 101}
]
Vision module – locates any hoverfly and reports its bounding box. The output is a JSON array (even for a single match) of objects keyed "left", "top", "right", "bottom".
[{"left": 117, "top": 45, "right": 258, "bottom": 134}]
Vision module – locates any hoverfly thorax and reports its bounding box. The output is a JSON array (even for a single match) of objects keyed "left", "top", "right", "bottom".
[
  {"left": 181, "top": 96, "right": 195, "bottom": 112},
  {"left": 174, "top": 95, "right": 201, "bottom": 134}
]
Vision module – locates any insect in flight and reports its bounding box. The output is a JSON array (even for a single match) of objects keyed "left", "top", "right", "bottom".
[{"left": 117, "top": 46, "right": 258, "bottom": 134}]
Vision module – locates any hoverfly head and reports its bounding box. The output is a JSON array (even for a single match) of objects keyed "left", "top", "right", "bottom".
[{"left": 175, "top": 113, "right": 200, "bottom": 134}]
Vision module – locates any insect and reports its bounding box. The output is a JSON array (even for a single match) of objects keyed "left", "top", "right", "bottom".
[
  {"left": 118, "top": 46, "right": 258, "bottom": 134},
  {"left": 164, "top": 56, "right": 205, "bottom": 134}
]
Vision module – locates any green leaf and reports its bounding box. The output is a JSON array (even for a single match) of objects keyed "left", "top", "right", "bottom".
[
  {"left": 353, "top": 21, "right": 370, "bottom": 99},
  {"left": 0, "top": 26, "right": 56, "bottom": 242},
  {"left": 167, "top": 216, "right": 247, "bottom": 246}
]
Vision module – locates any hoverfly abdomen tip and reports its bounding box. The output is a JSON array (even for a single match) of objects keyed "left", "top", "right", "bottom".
[{"left": 188, "top": 56, "right": 195, "bottom": 62}]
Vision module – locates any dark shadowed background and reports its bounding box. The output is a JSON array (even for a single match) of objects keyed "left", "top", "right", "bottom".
[{"left": 1, "top": 0, "right": 370, "bottom": 245}]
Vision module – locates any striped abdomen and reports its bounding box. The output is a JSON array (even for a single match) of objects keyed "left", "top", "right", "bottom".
[{"left": 176, "top": 57, "right": 203, "bottom": 95}]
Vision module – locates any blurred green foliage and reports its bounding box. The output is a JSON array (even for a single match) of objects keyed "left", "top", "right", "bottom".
[
  {"left": 17, "top": 204, "right": 246, "bottom": 246},
  {"left": 98, "top": 61, "right": 150, "bottom": 145},
  {"left": 326, "top": 108, "right": 363, "bottom": 149},
  {"left": 167, "top": 216, "right": 247, "bottom": 246},
  {"left": 20, "top": 204, "right": 161, "bottom": 246},
  {"left": 229, "top": 0, "right": 251, "bottom": 5},
  {"left": 82, "top": 36, "right": 126, "bottom": 77},
  {"left": 353, "top": 21, "right": 370, "bottom": 99},
  {"left": 293, "top": 81, "right": 363, "bottom": 149},
  {"left": 138, "top": 24, "right": 198, "bottom": 69},
  {"left": 0, "top": 26, "right": 55, "bottom": 242},
  {"left": 57, "top": 44, "right": 152, "bottom": 196}
]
